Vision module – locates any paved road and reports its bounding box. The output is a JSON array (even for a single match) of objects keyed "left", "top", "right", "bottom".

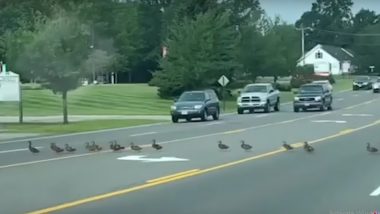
[{"left": 1, "top": 90, "right": 380, "bottom": 214}]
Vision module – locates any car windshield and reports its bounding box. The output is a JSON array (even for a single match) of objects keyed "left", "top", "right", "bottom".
[
  {"left": 243, "top": 85, "right": 268, "bottom": 93},
  {"left": 355, "top": 76, "right": 369, "bottom": 82},
  {"left": 178, "top": 92, "right": 205, "bottom": 102},
  {"left": 299, "top": 85, "right": 323, "bottom": 94}
]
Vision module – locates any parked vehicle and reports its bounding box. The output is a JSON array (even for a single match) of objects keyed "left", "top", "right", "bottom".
[
  {"left": 293, "top": 83, "right": 333, "bottom": 112},
  {"left": 353, "top": 76, "right": 372, "bottom": 90},
  {"left": 237, "top": 83, "right": 280, "bottom": 114},
  {"left": 312, "top": 80, "right": 333, "bottom": 92},
  {"left": 170, "top": 90, "right": 220, "bottom": 123},
  {"left": 372, "top": 77, "right": 380, "bottom": 93}
]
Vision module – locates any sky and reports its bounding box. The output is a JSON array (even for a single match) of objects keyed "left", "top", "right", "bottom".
[{"left": 260, "top": 0, "right": 380, "bottom": 24}]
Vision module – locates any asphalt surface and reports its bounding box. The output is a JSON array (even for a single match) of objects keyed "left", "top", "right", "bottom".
[{"left": 1, "top": 89, "right": 380, "bottom": 214}]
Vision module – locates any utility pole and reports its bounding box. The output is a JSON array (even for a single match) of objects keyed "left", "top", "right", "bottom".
[{"left": 295, "top": 24, "right": 313, "bottom": 66}]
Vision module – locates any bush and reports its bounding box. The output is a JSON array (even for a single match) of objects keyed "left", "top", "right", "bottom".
[
  {"left": 290, "top": 74, "right": 336, "bottom": 88},
  {"left": 21, "top": 83, "right": 43, "bottom": 90}
]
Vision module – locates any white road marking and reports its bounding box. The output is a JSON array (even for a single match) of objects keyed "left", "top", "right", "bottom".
[
  {"left": 255, "top": 114, "right": 269, "bottom": 118},
  {"left": 130, "top": 132, "right": 157, "bottom": 137},
  {"left": 337, "top": 98, "right": 344, "bottom": 101},
  {"left": 0, "top": 123, "right": 167, "bottom": 145},
  {"left": 342, "top": 114, "right": 373, "bottom": 117},
  {"left": 204, "top": 121, "right": 224, "bottom": 126},
  {"left": 370, "top": 186, "right": 380, "bottom": 196},
  {"left": 311, "top": 120, "right": 347, "bottom": 124},
  {"left": 0, "top": 147, "right": 43, "bottom": 154},
  {"left": 117, "top": 155, "right": 189, "bottom": 162}
]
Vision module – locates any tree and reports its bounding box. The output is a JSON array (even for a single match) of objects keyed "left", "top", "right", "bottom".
[
  {"left": 15, "top": 10, "right": 98, "bottom": 124},
  {"left": 296, "top": 0, "right": 354, "bottom": 49},
  {"left": 151, "top": 10, "right": 240, "bottom": 97}
]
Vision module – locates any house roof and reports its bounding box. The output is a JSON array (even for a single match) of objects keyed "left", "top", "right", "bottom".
[
  {"left": 321, "top": 45, "right": 354, "bottom": 61},
  {"left": 298, "top": 44, "right": 355, "bottom": 63}
]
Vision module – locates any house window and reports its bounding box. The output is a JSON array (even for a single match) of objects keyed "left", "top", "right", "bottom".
[{"left": 315, "top": 51, "right": 323, "bottom": 59}]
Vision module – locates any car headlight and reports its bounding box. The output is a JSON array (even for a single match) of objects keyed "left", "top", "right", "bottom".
[
  {"left": 237, "top": 97, "right": 242, "bottom": 102},
  {"left": 294, "top": 97, "right": 300, "bottom": 101},
  {"left": 170, "top": 105, "right": 176, "bottom": 110},
  {"left": 315, "top": 96, "right": 322, "bottom": 101},
  {"left": 194, "top": 105, "right": 203, "bottom": 110}
]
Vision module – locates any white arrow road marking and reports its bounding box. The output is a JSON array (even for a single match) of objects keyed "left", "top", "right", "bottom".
[
  {"left": 311, "top": 120, "right": 347, "bottom": 124},
  {"left": 342, "top": 114, "right": 373, "bottom": 117},
  {"left": 0, "top": 147, "right": 43, "bottom": 154},
  {"left": 130, "top": 132, "right": 157, "bottom": 137},
  {"left": 370, "top": 186, "right": 380, "bottom": 196},
  {"left": 117, "top": 155, "right": 189, "bottom": 162}
]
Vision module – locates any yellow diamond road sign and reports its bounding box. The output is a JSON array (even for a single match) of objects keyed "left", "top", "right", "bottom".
[{"left": 218, "top": 75, "right": 229, "bottom": 87}]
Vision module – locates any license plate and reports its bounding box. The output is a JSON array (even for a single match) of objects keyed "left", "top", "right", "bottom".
[
  {"left": 181, "top": 110, "right": 188, "bottom": 115},
  {"left": 304, "top": 103, "right": 310, "bottom": 106}
]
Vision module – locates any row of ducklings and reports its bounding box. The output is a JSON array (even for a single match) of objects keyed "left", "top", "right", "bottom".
[{"left": 27, "top": 139, "right": 163, "bottom": 154}]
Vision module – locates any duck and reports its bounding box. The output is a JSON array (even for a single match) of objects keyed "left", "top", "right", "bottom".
[
  {"left": 131, "top": 142, "right": 142, "bottom": 152},
  {"left": 110, "top": 140, "right": 124, "bottom": 151},
  {"left": 85, "top": 142, "right": 97, "bottom": 152},
  {"left": 240, "top": 140, "right": 252, "bottom": 151},
  {"left": 218, "top": 140, "right": 229, "bottom": 150},
  {"left": 65, "top": 144, "right": 76, "bottom": 152},
  {"left": 91, "top": 141, "right": 102, "bottom": 151},
  {"left": 303, "top": 141, "right": 314, "bottom": 152},
  {"left": 50, "top": 143, "right": 64, "bottom": 153},
  {"left": 152, "top": 139, "right": 163, "bottom": 150},
  {"left": 282, "top": 141, "right": 294, "bottom": 150},
  {"left": 109, "top": 141, "right": 116, "bottom": 150},
  {"left": 28, "top": 141, "right": 39, "bottom": 153},
  {"left": 367, "top": 143, "right": 378, "bottom": 153}
]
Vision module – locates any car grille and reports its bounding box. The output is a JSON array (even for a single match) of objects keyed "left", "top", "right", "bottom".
[
  {"left": 241, "top": 96, "right": 261, "bottom": 102},
  {"left": 299, "top": 97, "right": 315, "bottom": 102}
]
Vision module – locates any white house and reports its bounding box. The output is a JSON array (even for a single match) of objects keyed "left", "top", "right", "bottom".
[{"left": 297, "top": 44, "right": 355, "bottom": 75}]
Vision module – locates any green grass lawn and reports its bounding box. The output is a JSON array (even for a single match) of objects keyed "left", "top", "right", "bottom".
[
  {"left": 0, "top": 79, "right": 353, "bottom": 116},
  {"left": 4, "top": 119, "right": 165, "bottom": 134}
]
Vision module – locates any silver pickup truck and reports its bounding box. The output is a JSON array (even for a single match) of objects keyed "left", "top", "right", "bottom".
[{"left": 237, "top": 83, "right": 280, "bottom": 114}]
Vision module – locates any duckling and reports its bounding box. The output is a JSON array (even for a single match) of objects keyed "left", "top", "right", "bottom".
[
  {"left": 240, "top": 140, "right": 252, "bottom": 151},
  {"left": 303, "top": 141, "right": 314, "bottom": 152},
  {"left": 28, "top": 141, "right": 39, "bottom": 154},
  {"left": 367, "top": 143, "right": 378, "bottom": 153},
  {"left": 152, "top": 139, "right": 163, "bottom": 150},
  {"left": 218, "top": 140, "right": 229, "bottom": 150},
  {"left": 50, "top": 143, "right": 64, "bottom": 153},
  {"left": 282, "top": 141, "right": 294, "bottom": 150},
  {"left": 131, "top": 142, "right": 142, "bottom": 152},
  {"left": 109, "top": 141, "right": 116, "bottom": 150},
  {"left": 65, "top": 144, "right": 76, "bottom": 152}
]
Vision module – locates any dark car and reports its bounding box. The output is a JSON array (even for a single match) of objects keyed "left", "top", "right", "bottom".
[
  {"left": 170, "top": 90, "right": 220, "bottom": 123},
  {"left": 353, "top": 76, "right": 372, "bottom": 90},
  {"left": 293, "top": 83, "right": 333, "bottom": 112}
]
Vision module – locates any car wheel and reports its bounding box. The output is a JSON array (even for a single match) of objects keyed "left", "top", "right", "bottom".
[
  {"left": 171, "top": 116, "right": 178, "bottom": 123},
  {"left": 212, "top": 108, "right": 219, "bottom": 120},
  {"left": 274, "top": 98, "right": 280, "bottom": 112},
  {"left": 237, "top": 108, "right": 244, "bottom": 114},
  {"left": 201, "top": 109, "right": 208, "bottom": 121},
  {"left": 264, "top": 101, "right": 270, "bottom": 113},
  {"left": 327, "top": 105, "right": 332, "bottom": 111},
  {"left": 294, "top": 107, "right": 299, "bottom": 112},
  {"left": 320, "top": 104, "right": 326, "bottom": 111},
  {"left": 353, "top": 87, "right": 358, "bottom": 91}
]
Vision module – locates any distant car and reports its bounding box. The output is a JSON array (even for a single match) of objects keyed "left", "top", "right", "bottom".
[
  {"left": 372, "top": 78, "right": 380, "bottom": 93},
  {"left": 312, "top": 80, "right": 333, "bottom": 92},
  {"left": 353, "top": 76, "right": 372, "bottom": 90},
  {"left": 293, "top": 83, "right": 333, "bottom": 112},
  {"left": 170, "top": 90, "right": 220, "bottom": 123},
  {"left": 236, "top": 83, "right": 280, "bottom": 114}
]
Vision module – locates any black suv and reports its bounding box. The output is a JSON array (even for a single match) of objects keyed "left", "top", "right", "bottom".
[
  {"left": 353, "top": 76, "right": 372, "bottom": 90},
  {"left": 293, "top": 83, "right": 333, "bottom": 112},
  {"left": 170, "top": 90, "right": 220, "bottom": 123}
]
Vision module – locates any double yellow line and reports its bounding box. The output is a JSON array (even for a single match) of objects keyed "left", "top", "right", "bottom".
[{"left": 28, "top": 120, "right": 380, "bottom": 214}]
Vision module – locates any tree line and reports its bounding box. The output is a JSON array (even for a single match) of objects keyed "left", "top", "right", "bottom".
[{"left": 0, "top": 0, "right": 379, "bottom": 123}]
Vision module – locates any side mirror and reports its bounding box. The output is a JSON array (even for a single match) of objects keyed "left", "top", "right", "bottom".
[
  {"left": 173, "top": 98, "right": 178, "bottom": 102},
  {"left": 205, "top": 98, "right": 211, "bottom": 103},
  {"left": 269, "top": 89, "right": 274, "bottom": 94},
  {"left": 293, "top": 90, "right": 298, "bottom": 94},
  {"left": 237, "top": 90, "right": 241, "bottom": 95}
]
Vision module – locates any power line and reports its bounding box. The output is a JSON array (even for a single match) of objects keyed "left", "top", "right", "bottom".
[{"left": 312, "top": 28, "right": 380, "bottom": 37}]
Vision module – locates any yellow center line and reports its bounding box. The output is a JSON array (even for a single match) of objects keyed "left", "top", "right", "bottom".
[
  {"left": 27, "top": 120, "right": 380, "bottom": 214},
  {"left": 146, "top": 169, "right": 200, "bottom": 183}
]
